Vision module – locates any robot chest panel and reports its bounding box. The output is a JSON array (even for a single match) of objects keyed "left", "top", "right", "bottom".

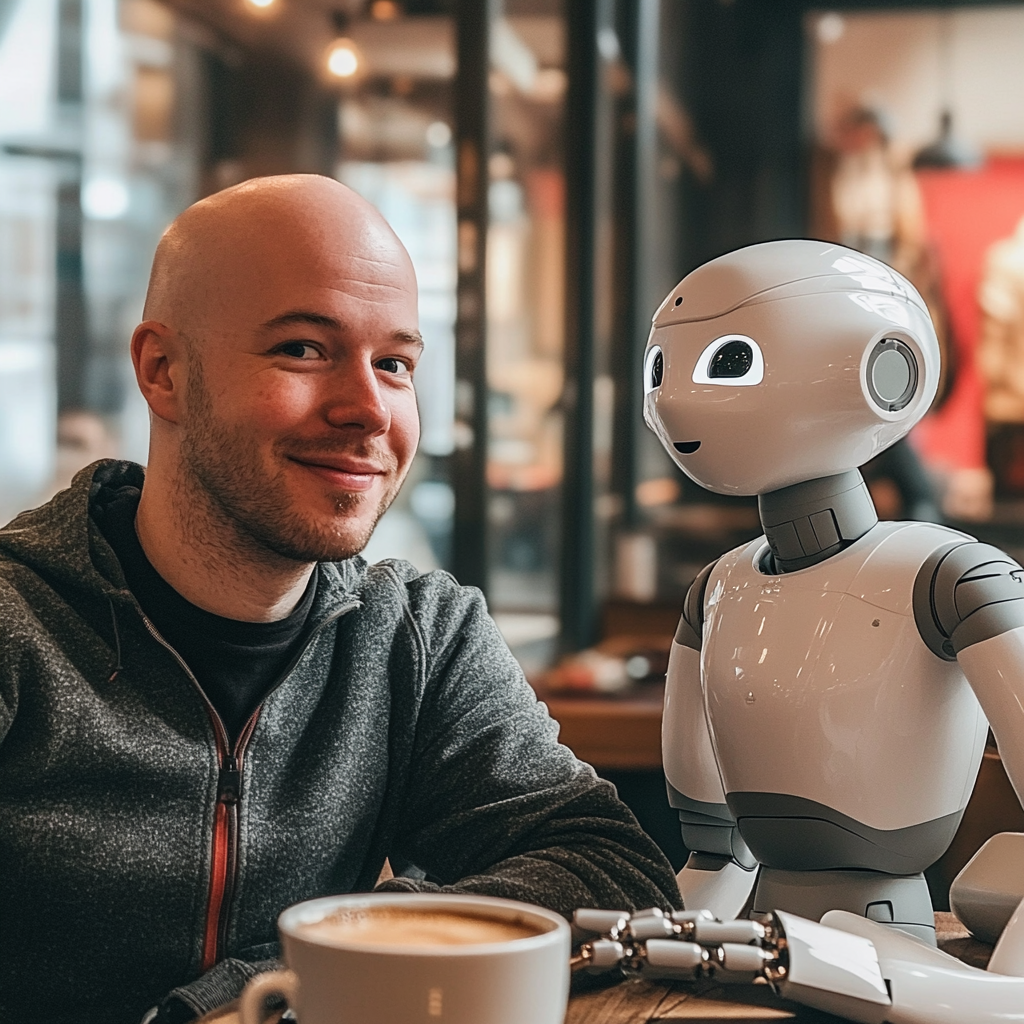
[
  {"left": 702, "top": 571, "right": 887, "bottom": 708},
  {"left": 700, "top": 544, "right": 982, "bottom": 826}
]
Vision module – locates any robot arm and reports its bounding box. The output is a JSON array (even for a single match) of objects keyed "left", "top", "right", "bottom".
[
  {"left": 572, "top": 905, "right": 1024, "bottom": 1024},
  {"left": 666, "top": 562, "right": 758, "bottom": 918},
  {"left": 822, "top": 908, "right": 1024, "bottom": 1024},
  {"left": 915, "top": 541, "right": 1024, "bottom": 947},
  {"left": 914, "top": 541, "right": 1024, "bottom": 807}
]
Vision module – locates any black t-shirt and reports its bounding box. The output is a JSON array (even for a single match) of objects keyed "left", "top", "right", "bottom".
[{"left": 95, "top": 486, "right": 316, "bottom": 743}]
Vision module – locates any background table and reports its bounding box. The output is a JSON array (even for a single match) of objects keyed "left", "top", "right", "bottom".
[
  {"left": 538, "top": 684, "right": 665, "bottom": 770},
  {"left": 199, "top": 912, "right": 992, "bottom": 1024}
]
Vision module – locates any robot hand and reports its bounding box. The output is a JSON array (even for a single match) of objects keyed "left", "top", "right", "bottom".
[
  {"left": 571, "top": 905, "right": 1024, "bottom": 1024},
  {"left": 571, "top": 906, "right": 777, "bottom": 984},
  {"left": 571, "top": 905, "right": 890, "bottom": 1022}
]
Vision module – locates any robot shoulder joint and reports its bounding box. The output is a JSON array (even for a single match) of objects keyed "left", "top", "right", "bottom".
[
  {"left": 675, "top": 559, "right": 719, "bottom": 651},
  {"left": 913, "top": 540, "right": 1024, "bottom": 660}
]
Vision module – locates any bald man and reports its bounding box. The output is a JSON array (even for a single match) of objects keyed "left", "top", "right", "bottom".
[{"left": 0, "top": 175, "right": 679, "bottom": 1024}]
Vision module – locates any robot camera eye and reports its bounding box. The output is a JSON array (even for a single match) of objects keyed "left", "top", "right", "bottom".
[
  {"left": 692, "top": 335, "right": 764, "bottom": 387},
  {"left": 708, "top": 340, "right": 753, "bottom": 378},
  {"left": 644, "top": 346, "right": 664, "bottom": 394},
  {"left": 865, "top": 338, "right": 918, "bottom": 412}
]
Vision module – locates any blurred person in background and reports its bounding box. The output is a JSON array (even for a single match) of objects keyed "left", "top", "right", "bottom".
[{"left": 811, "top": 104, "right": 952, "bottom": 523}]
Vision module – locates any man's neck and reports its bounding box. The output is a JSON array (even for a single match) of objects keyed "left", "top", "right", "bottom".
[{"left": 135, "top": 463, "right": 314, "bottom": 623}]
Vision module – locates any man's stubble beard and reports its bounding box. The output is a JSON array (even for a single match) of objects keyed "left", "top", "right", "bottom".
[{"left": 177, "top": 360, "right": 403, "bottom": 564}]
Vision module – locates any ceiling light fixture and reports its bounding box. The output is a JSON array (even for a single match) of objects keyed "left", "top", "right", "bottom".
[
  {"left": 327, "top": 38, "right": 361, "bottom": 78},
  {"left": 245, "top": 0, "right": 276, "bottom": 9},
  {"left": 326, "top": 10, "right": 361, "bottom": 80},
  {"left": 426, "top": 121, "right": 451, "bottom": 148},
  {"left": 370, "top": 0, "right": 401, "bottom": 20}
]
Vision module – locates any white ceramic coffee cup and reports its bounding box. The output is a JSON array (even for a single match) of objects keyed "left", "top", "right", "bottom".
[{"left": 238, "top": 892, "right": 571, "bottom": 1024}]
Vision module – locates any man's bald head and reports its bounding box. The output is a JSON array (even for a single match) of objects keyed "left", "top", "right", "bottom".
[
  {"left": 131, "top": 173, "right": 422, "bottom": 577},
  {"left": 143, "top": 174, "right": 416, "bottom": 341}
]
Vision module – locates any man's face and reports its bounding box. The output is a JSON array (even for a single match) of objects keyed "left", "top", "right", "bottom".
[{"left": 177, "top": 231, "right": 421, "bottom": 563}]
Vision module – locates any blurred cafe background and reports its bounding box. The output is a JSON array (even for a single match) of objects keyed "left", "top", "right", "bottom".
[{"left": 3, "top": 0, "right": 1024, "bottom": 891}]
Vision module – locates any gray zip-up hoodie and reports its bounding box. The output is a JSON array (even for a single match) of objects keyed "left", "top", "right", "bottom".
[{"left": 0, "top": 461, "right": 679, "bottom": 1024}]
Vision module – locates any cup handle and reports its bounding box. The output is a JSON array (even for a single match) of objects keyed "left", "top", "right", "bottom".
[{"left": 238, "top": 969, "right": 298, "bottom": 1024}]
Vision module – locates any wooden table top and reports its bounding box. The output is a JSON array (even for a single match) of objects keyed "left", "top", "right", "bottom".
[{"left": 199, "top": 913, "right": 991, "bottom": 1024}]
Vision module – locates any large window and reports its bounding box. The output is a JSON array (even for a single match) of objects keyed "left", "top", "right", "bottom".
[{"left": 0, "top": 0, "right": 203, "bottom": 523}]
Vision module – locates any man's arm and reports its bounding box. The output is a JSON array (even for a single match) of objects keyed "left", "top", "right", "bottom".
[
  {"left": 377, "top": 573, "right": 681, "bottom": 916},
  {"left": 0, "top": 580, "right": 26, "bottom": 746}
]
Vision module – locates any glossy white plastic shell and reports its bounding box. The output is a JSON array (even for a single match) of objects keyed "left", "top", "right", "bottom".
[
  {"left": 663, "top": 643, "right": 726, "bottom": 806},
  {"left": 701, "top": 521, "right": 988, "bottom": 831},
  {"left": 774, "top": 910, "right": 890, "bottom": 1023},
  {"left": 643, "top": 241, "right": 940, "bottom": 496},
  {"left": 822, "top": 909, "right": 1024, "bottom": 1024},
  {"left": 949, "top": 833, "right": 1024, "bottom": 945}
]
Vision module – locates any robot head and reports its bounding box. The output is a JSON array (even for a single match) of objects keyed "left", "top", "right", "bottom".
[{"left": 643, "top": 240, "right": 940, "bottom": 496}]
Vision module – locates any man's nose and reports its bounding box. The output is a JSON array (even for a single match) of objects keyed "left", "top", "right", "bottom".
[{"left": 324, "top": 361, "right": 391, "bottom": 435}]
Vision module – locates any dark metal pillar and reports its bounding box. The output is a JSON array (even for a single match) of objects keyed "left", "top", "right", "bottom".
[
  {"left": 451, "top": 0, "right": 494, "bottom": 593},
  {"left": 612, "top": 0, "right": 660, "bottom": 532},
  {"left": 560, "top": 0, "right": 601, "bottom": 651},
  {"left": 55, "top": 0, "right": 87, "bottom": 414}
]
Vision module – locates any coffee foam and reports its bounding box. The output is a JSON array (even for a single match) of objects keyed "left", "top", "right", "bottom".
[{"left": 298, "top": 907, "right": 543, "bottom": 949}]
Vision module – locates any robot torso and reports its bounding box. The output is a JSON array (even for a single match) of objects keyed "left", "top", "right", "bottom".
[{"left": 702, "top": 519, "right": 989, "bottom": 874}]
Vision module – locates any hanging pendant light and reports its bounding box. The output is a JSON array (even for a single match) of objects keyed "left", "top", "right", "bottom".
[
  {"left": 912, "top": 13, "right": 980, "bottom": 171},
  {"left": 912, "top": 108, "right": 980, "bottom": 171},
  {"left": 326, "top": 10, "right": 363, "bottom": 81}
]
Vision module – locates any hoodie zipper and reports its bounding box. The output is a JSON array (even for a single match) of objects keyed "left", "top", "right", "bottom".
[{"left": 136, "top": 597, "right": 360, "bottom": 972}]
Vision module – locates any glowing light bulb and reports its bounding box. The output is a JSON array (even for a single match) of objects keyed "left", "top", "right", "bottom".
[
  {"left": 82, "top": 178, "right": 130, "bottom": 220},
  {"left": 246, "top": 0, "right": 276, "bottom": 8},
  {"left": 426, "top": 121, "right": 451, "bottom": 148},
  {"left": 327, "top": 39, "right": 360, "bottom": 78},
  {"left": 370, "top": 0, "right": 400, "bottom": 19}
]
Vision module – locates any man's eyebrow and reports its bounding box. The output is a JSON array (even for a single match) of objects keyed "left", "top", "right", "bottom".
[
  {"left": 260, "top": 310, "right": 343, "bottom": 331},
  {"left": 260, "top": 313, "right": 423, "bottom": 351},
  {"left": 393, "top": 329, "right": 425, "bottom": 350}
]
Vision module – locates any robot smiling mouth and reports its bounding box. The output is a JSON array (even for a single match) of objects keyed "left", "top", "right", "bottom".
[{"left": 674, "top": 441, "right": 701, "bottom": 454}]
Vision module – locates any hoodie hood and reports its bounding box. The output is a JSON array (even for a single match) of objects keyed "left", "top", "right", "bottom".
[{"left": 0, "top": 460, "right": 133, "bottom": 606}]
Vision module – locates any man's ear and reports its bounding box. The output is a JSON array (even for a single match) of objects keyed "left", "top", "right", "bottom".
[{"left": 131, "top": 320, "right": 187, "bottom": 424}]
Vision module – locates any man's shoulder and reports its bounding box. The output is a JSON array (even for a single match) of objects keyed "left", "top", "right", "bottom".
[
  {"left": 0, "top": 566, "right": 56, "bottom": 663},
  {"left": 361, "top": 556, "right": 459, "bottom": 588},
  {"left": 0, "top": 534, "right": 55, "bottom": 614},
  {"left": 356, "top": 557, "right": 476, "bottom": 608},
  {"left": 0, "top": 567, "right": 32, "bottom": 612},
  {"left": 350, "top": 557, "right": 490, "bottom": 643}
]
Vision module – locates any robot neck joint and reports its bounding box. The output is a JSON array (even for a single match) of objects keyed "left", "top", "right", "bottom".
[{"left": 758, "top": 470, "right": 878, "bottom": 573}]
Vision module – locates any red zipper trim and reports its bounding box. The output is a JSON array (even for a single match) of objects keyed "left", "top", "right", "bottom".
[
  {"left": 201, "top": 800, "right": 230, "bottom": 972},
  {"left": 136, "top": 600, "right": 361, "bottom": 972},
  {"left": 213, "top": 712, "right": 262, "bottom": 958},
  {"left": 198, "top": 708, "right": 266, "bottom": 970}
]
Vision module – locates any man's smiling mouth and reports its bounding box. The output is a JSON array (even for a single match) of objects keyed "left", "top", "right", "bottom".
[
  {"left": 674, "top": 441, "right": 701, "bottom": 454},
  {"left": 288, "top": 456, "right": 384, "bottom": 491}
]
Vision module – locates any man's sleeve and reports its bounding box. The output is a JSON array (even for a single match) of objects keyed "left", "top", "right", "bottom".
[
  {"left": 377, "top": 574, "right": 682, "bottom": 917},
  {"left": 0, "top": 582, "right": 26, "bottom": 745}
]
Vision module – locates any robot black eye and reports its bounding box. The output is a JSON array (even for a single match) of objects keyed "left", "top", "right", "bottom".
[
  {"left": 650, "top": 350, "right": 663, "bottom": 388},
  {"left": 708, "top": 340, "right": 753, "bottom": 378}
]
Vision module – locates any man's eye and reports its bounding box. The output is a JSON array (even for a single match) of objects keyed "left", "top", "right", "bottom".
[
  {"left": 376, "top": 357, "right": 411, "bottom": 376},
  {"left": 277, "top": 341, "right": 321, "bottom": 360}
]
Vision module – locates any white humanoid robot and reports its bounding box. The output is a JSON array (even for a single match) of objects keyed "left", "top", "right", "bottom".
[{"left": 642, "top": 239, "right": 1024, "bottom": 948}]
